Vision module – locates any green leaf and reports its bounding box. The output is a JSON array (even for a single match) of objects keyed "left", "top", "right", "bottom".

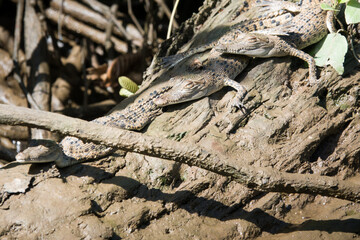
[
  {"left": 345, "top": 0, "right": 360, "bottom": 24},
  {"left": 118, "top": 76, "right": 139, "bottom": 93},
  {"left": 313, "top": 33, "right": 348, "bottom": 75},
  {"left": 119, "top": 88, "right": 134, "bottom": 98},
  {"left": 321, "top": 2, "right": 336, "bottom": 10},
  {"left": 338, "top": 0, "right": 349, "bottom": 3}
]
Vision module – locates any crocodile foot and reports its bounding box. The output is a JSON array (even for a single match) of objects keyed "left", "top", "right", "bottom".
[
  {"left": 231, "top": 92, "right": 248, "bottom": 112},
  {"left": 307, "top": 75, "right": 320, "bottom": 86}
]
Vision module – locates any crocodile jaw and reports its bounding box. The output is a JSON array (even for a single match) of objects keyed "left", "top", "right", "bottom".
[
  {"left": 153, "top": 76, "right": 210, "bottom": 107},
  {"left": 16, "top": 144, "right": 63, "bottom": 164},
  {"left": 216, "top": 33, "right": 276, "bottom": 57}
]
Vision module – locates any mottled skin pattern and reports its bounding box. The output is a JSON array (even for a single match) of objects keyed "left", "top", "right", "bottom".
[
  {"left": 16, "top": 85, "right": 171, "bottom": 167},
  {"left": 60, "top": 86, "right": 170, "bottom": 159},
  {"left": 156, "top": 3, "right": 299, "bottom": 107},
  {"left": 161, "top": 6, "right": 295, "bottom": 68},
  {"left": 155, "top": 51, "right": 249, "bottom": 108},
  {"left": 15, "top": 2, "right": 297, "bottom": 168},
  {"left": 215, "top": 0, "right": 335, "bottom": 84}
]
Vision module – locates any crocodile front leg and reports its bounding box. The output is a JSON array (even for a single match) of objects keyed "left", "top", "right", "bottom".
[
  {"left": 223, "top": 77, "right": 248, "bottom": 108},
  {"left": 216, "top": 33, "right": 319, "bottom": 84},
  {"left": 275, "top": 39, "right": 317, "bottom": 84}
]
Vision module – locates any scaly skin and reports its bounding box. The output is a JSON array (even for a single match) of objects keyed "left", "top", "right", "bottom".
[
  {"left": 15, "top": 2, "right": 296, "bottom": 168},
  {"left": 215, "top": 0, "right": 335, "bottom": 84},
  {"left": 156, "top": 2, "right": 299, "bottom": 108},
  {"left": 58, "top": 86, "right": 171, "bottom": 162},
  {"left": 160, "top": 2, "right": 295, "bottom": 68},
  {"left": 154, "top": 51, "right": 249, "bottom": 109},
  {"left": 16, "top": 51, "right": 249, "bottom": 168},
  {"left": 15, "top": 84, "right": 171, "bottom": 167}
]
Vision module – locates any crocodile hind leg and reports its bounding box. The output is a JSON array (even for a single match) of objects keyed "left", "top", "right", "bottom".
[{"left": 216, "top": 33, "right": 319, "bottom": 85}]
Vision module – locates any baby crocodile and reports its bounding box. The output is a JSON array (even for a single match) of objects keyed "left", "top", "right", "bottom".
[
  {"left": 15, "top": 2, "right": 296, "bottom": 168},
  {"left": 155, "top": 1, "right": 299, "bottom": 109},
  {"left": 16, "top": 84, "right": 171, "bottom": 167},
  {"left": 16, "top": 52, "right": 250, "bottom": 168},
  {"left": 215, "top": 0, "right": 336, "bottom": 84},
  {"left": 160, "top": 2, "right": 295, "bottom": 68},
  {"left": 155, "top": 52, "right": 249, "bottom": 109}
]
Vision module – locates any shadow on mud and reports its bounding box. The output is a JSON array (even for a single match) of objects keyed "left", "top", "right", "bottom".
[{"left": 29, "top": 162, "right": 358, "bottom": 235}]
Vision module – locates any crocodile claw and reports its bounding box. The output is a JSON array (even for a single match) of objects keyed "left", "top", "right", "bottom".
[
  {"left": 231, "top": 91, "right": 248, "bottom": 112},
  {"left": 231, "top": 96, "right": 245, "bottom": 109},
  {"left": 307, "top": 75, "right": 320, "bottom": 86}
]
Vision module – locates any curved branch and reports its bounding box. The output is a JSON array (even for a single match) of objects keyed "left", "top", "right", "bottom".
[{"left": 0, "top": 104, "right": 359, "bottom": 202}]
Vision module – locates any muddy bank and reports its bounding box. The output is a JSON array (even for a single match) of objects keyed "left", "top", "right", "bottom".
[{"left": 1, "top": 0, "right": 360, "bottom": 239}]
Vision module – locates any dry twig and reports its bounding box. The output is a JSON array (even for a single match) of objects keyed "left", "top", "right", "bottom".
[
  {"left": 13, "top": 0, "right": 41, "bottom": 110},
  {"left": 13, "top": 0, "right": 24, "bottom": 62},
  {"left": 127, "top": 0, "right": 144, "bottom": 35},
  {"left": 45, "top": 8, "right": 128, "bottom": 53},
  {"left": 104, "top": 3, "right": 118, "bottom": 56},
  {"left": 24, "top": 1, "right": 52, "bottom": 138},
  {"left": 167, "top": 0, "right": 180, "bottom": 39},
  {"left": 54, "top": 0, "right": 137, "bottom": 43},
  {"left": 155, "top": 0, "right": 179, "bottom": 28}
]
